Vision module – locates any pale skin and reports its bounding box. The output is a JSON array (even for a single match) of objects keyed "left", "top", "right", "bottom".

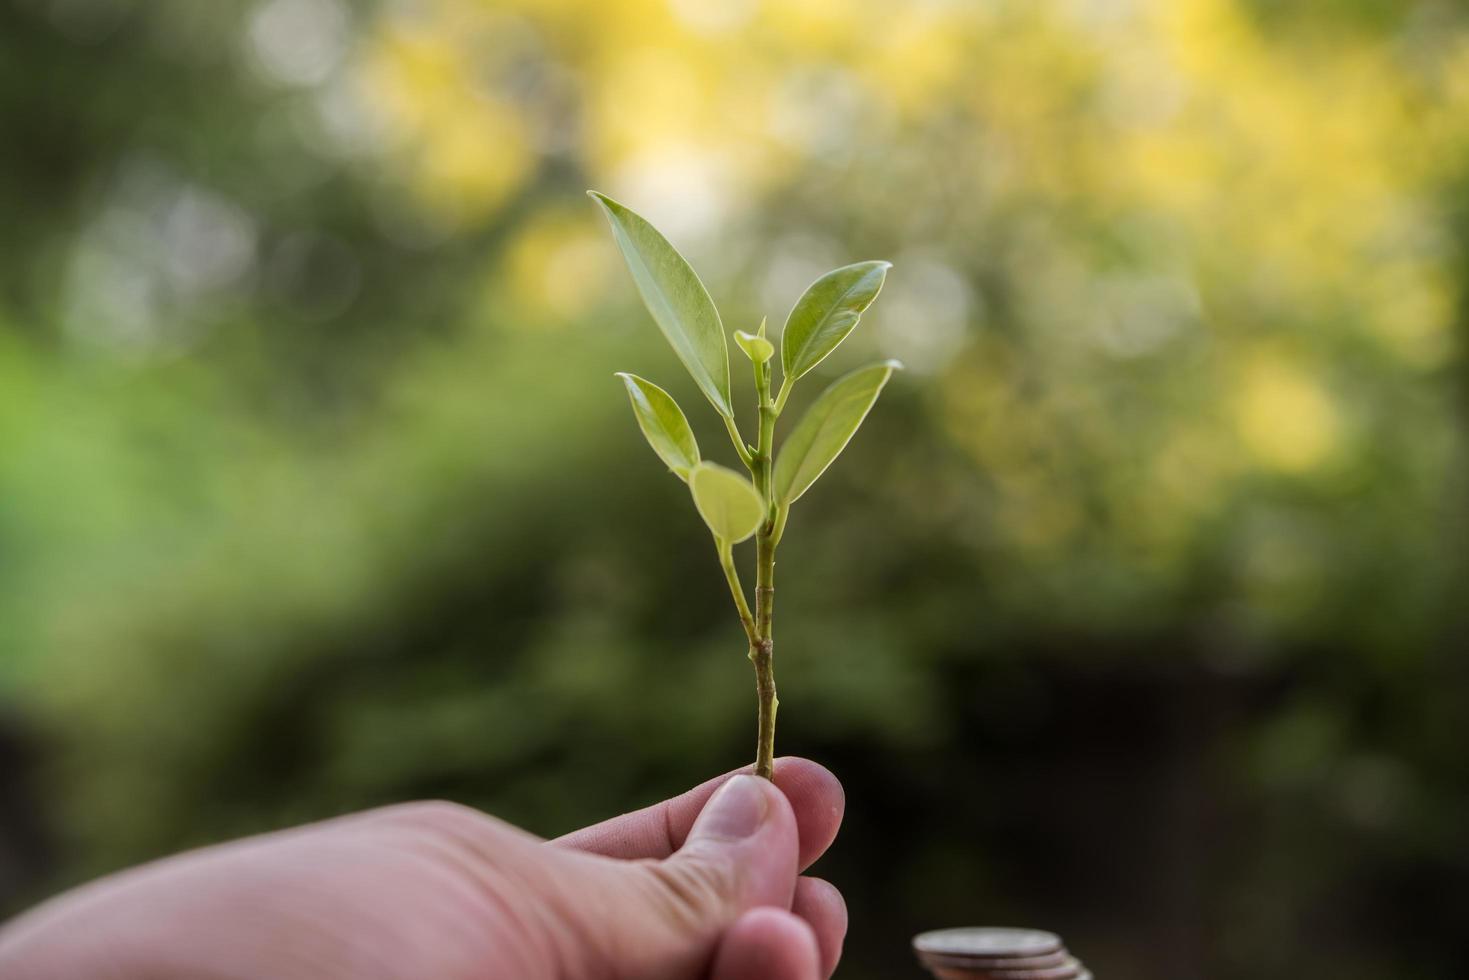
[{"left": 0, "top": 759, "right": 847, "bottom": 980}]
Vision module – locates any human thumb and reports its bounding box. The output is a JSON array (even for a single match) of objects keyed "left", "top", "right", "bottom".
[
  {"left": 665, "top": 774, "right": 801, "bottom": 913},
  {"left": 570, "top": 774, "right": 801, "bottom": 979}
]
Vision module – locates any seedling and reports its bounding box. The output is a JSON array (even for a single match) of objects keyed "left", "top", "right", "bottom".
[{"left": 590, "top": 191, "right": 899, "bottom": 779}]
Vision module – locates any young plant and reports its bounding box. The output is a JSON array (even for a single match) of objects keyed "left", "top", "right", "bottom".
[{"left": 590, "top": 191, "right": 899, "bottom": 780}]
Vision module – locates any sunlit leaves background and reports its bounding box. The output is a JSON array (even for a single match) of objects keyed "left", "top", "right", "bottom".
[{"left": 2, "top": 0, "right": 1467, "bottom": 977}]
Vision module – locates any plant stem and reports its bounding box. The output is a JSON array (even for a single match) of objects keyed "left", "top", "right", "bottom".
[
  {"left": 769, "top": 502, "right": 790, "bottom": 548},
  {"left": 722, "top": 414, "right": 754, "bottom": 468},
  {"left": 751, "top": 525, "right": 777, "bottom": 779},
  {"left": 749, "top": 358, "right": 779, "bottom": 780},
  {"left": 717, "top": 541, "right": 757, "bottom": 644},
  {"left": 773, "top": 376, "right": 792, "bottom": 415}
]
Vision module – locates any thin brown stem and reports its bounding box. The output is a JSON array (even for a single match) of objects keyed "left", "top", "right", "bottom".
[
  {"left": 745, "top": 358, "right": 780, "bottom": 779},
  {"left": 751, "top": 522, "right": 777, "bottom": 779}
]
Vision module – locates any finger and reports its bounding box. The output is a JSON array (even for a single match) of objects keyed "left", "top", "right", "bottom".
[
  {"left": 552, "top": 757, "right": 843, "bottom": 871},
  {"left": 664, "top": 775, "right": 800, "bottom": 911},
  {"left": 572, "top": 775, "right": 805, "bottom": 977},
  {"left": 792, "top": 876, "right": 846, "bottom": 978},
  {"left": 709, "top": 908, "right": 822, "bottom": 980}
]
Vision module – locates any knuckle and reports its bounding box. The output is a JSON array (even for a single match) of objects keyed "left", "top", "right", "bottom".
[
  {"left": 638, "top": 855, "right": 739, "bottom": 932},
  {"left": 370, "top": 799, "right": 493, "bottom": 837}
]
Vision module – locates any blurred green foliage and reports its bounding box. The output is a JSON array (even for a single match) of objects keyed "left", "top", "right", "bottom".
[{"left": 2, "top": 0, "right": 1469, "bottom": 977}]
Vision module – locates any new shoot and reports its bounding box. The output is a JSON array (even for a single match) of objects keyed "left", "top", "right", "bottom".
[{"left": 591, "top": 191, "right": 899, "bottom": 779}]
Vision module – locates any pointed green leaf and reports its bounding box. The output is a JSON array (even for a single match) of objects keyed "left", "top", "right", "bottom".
[
  {"left": 735, "top": 329, "right": 774, "bottom": 364},
  {"left": 689, "top": 462, "right": 765, "bottom": 543},
  {"left": 780, "top": 261, "right": 891, "bottom": 382},
  {"left": 615, "top": 373, "right": 700, "bottom": 481},
  {"left": 589, "top": 191, "right": 733, "bottom": 417},
  {"left": 774, "top": 360, "right": 902, "bottom": 505}
]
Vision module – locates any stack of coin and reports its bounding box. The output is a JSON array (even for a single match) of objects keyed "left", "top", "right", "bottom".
[{"left": 912, "top": 927, "right": 1092, "bottom": 980}]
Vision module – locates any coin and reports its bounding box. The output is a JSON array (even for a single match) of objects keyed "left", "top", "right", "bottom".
[
  {"left": 912, "top": 926, "right": 1094, "bottom": 980},
  {"left": 917, "top": 951, "right": 1072, "bottom": 971},
  {"left": 913, "top": 927, "right": 1063, "bottom": 960},
  {"left": 983, "top": 960, "right": 1082, "bottom": 980},
  {"left": 922, "top": 963, "right": 1087, "bottom": 980}
]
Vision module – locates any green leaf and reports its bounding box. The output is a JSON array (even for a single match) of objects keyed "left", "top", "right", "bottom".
[
  {"left": 615, "top": 373, "right": 700, "bottom": 481},
  {"left": 774, "top": 360, "right": 902, "bottom": 505},
  {"left": 780, "top": 261, "right": 891, "bottom": 382},
  {"left": 734, "top": 327, "right": 774, "bottom": 365},
  {"left": 588, "top": 191, "right": 733, "bottom": 417},
  {"left": 689, "top": 462, "right": 765, "bottom": 543}
]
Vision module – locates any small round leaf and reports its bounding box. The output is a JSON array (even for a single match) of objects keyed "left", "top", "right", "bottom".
[{"left": 689, "top": 462, "right": 765, "bottom": 543}]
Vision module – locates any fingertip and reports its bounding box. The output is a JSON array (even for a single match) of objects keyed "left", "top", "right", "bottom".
[
  {"left": 772, "top": 758, "right": 843, "bottom": 806},
  {"left": 792, "top": 877, "right": 847, "bottom": 978},
  {"left": 686, "top": 775, "right": 775, "bottom": 844},
  {"left": 710, "top": 907, "right": 822, "bottom": 980},
  {"left": 554, "top": 758, "right": 842, "bottom": 864},
  {"left": 771, "top": 758, "right": 845, "bottom": 871}
]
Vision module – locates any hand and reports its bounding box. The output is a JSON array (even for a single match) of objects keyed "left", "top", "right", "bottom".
[{"left": 0, "top": 758, "right": 846, "bottom": 980}]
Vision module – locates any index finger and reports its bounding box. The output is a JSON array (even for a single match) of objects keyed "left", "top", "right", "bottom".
[{"left": 550, "top": 757, "right": 844, "bottom": 872}]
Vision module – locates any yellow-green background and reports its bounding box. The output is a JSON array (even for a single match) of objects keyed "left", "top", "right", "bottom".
[{"left": 2, "top": 0, "right": 1467, "bottom": 976}]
